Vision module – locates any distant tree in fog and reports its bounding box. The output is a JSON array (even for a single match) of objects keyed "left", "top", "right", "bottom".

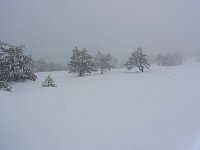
[
  {"left": 155, "top": 53, "right": 183, "bottom": 66},
  {"left": 68, "top": 47, "right": 93, "bottom": 77},
  {"left": 125, "top": 48, "right": 150, "bottom": 72},
  {"left": 31, "top": 57, "right": 66, "bottom": 72},
  {"left": 94, "top": 51, "right": 113, "bottom": 74},
  {"left": 110, "top": 57, "right": 118, "bottom": 69}
]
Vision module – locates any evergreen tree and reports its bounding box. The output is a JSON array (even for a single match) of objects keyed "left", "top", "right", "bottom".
[
  {"left": 125, "top": 48, "right": 150, "bottom": 72},
  {"left": 94, "top": 51, "right": 112, "bottom": 74},
  {"left": 42, "top": 74, "right": 57, "bottom": 87},
  {"left": 0, "top": 41, "right": 9, "bottom": 81},
  {"left": 68, "top": 47, "right": 93, "bottom": 77},
  {"left": 0, "top": 41, "right": 37, "bottom": 81}
]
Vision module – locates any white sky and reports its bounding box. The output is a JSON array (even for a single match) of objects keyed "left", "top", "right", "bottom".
[{"left": 0, "top": 0, "right": 200, "bottom": 63}]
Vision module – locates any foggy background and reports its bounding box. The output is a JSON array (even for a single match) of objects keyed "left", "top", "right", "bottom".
[{"left": 0, "top": 0, "right": 200, "bottom": 63}]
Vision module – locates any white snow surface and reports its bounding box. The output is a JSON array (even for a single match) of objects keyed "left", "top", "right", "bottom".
[{"left": 1, "top": 62, "right": 200, "bottom": 150}]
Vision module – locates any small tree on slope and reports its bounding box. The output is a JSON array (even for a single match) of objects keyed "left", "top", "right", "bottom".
[
  {"left": 68, "top": 47, "right": 93, "bottom": 77},
  {"left": 42, "top": 75, "right": 57, "bottom": 87},
  {"left": 125, "top": 48, "right": 150, "bottom": 72}
]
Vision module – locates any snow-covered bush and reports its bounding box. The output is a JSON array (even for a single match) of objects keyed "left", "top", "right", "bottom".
[
  {"left": 42, "top": 75, "right": 57, "bottom": 87},
  {"left": 68, "top": 47, "right": 93, "bottom": 77},
  {"left": 125, "top": 48, "right": 150, "bottom": 72},
  {"left": 0, "top": 81, "right": 12, "bottom": 92}
]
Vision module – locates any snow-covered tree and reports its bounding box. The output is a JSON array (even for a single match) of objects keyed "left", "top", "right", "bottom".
[
  {"left": 0, "top": 81, "right": 12, "bottom": 92},
  {"left": 68, "top": 47, "right": 93, "bottom": 77},
  {"left": 0, "top": 41, "right": 9, "bottom": 81},
  {"left": 42, "top": 74, "right": 57, "bottom": 87},
  {"left": 125, "top": 48, "right": 150, "bottom": 72},
  {"left": 0, "top": 41, "right": 37, "bottom": 81},
  {"left": 94, "top": 52, "right": 113, "bottom": 74}
]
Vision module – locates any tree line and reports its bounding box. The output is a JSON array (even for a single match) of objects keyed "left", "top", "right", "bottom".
[
  {"left": 31, "top": 57, "right": 66, "bottom": 72},
  {"left": 68, "top": 47, "right": 117, "bottom": 77},
  {"left": 155, "top": 53, "right": 183, "bottom": 66},
  {"left": 2, "top": 40, "right": 194, "bottom": 92}
]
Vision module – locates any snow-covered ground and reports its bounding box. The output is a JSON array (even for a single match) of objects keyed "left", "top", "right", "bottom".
[{"left": 1, "top": 61, "right": 200, "bottom": 150}]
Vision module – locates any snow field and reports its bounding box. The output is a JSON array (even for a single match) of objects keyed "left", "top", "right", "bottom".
[{"left": 0, "top": 62, "right": 200, "bottom": 150}]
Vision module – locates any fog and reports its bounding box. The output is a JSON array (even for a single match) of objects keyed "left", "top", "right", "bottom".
[{"left": 0, "top": 0, "right": 200, "bottom": 63}]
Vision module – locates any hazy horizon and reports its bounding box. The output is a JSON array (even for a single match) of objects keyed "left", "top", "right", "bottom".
[{"left": 0, "top": 0, "right": 200, "bottom": 63}]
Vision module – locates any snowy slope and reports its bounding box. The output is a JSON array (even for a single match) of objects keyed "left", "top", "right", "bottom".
[{"left": 0, "top": 62, "right": 200, "bottom": 150}]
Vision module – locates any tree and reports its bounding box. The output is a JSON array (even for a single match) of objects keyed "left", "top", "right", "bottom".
[
  {"left": 0, "top": 41, "right": 37, "bottom": 81},
  {"left": 68, "top": 47, "right": 93, "bottom": 77},
  {"left": 0, "top": 81, "right": 12, "bottom": 92},
  {"left": 125, "top": 48, "right": 150, "bottom": 72},
  {"left": 155, "top": 54, "right": 166, "bottom": 66},
  {"left": 42, "top": 74, "right": 57, "bottom": 87},
  {"left": 0, "top": 41, "right": 10, "bottom": 81},
  {"left": 155, "top": 53, "right": 183, "bottom": 66},
  {"left": 30, "top": 57, "right": 66, "bottom": 73},
  {"left": 110, "top": 57, "right": 118, "bottom": 69},
  {"left": 94, "top": 52, "right": 113, "bottom": 74}
]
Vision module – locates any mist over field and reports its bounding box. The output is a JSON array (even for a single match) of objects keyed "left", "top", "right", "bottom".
[{"left": 0, "top": 0, "right": 200, "bottom": 63}]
